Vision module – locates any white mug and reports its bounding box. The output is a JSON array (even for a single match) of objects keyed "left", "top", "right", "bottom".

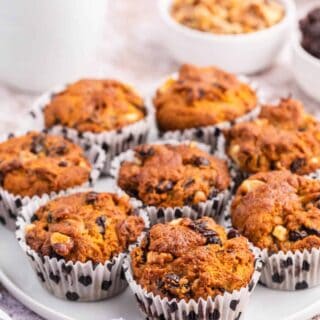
[{"left": 0, "top": 0, "right": 108, "bottom": 92}]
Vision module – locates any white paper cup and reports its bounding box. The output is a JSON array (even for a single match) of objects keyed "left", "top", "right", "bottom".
[
  {"left": 16, "top": 195, "right": 150, "bottom": 301},
  {"left": 110, "top": 140, "right": 232, "bottom": 225}
]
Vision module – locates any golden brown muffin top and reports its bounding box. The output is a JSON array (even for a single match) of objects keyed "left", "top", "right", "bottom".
[
  {"left": 171, "top": 0, "right": 284, "bottom": 35},
  {"left": 118, "top": 143, "right": 230, "bottom": 207},
  {"left": 232, "top": 170, "right": 320, "bottom": 253},
  {"left": 154, "top": 64, "right": 257, "bottom": 132},
  {"left": 25, "top": 192, "right": 145, "bottom": 263},
  {"left": 225, "top": 98, "right": 320, "bottom": 175},
  {"left": 131, "top": 217, "right": 255, "bottom": 301},
  {"left": 44, "top": 79, "right": 146, "bottom": 133},
  {"left": 0, "top": 132, "right": 91, "bottom": 197}
]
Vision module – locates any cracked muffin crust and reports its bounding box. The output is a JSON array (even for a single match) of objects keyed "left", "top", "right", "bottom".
[
  {"left": 0, "top": 132, "right": 91, "bottom": 197},
  {"left": 131, "top": 217, "right": 255, "bottom": 301},
  {"left": 43, "top": 79, "right": 146, "bottom": 133},
  {"left": 224, "top": 98, "right": 320, "bottom": 175},
  {"left": 117, "top": 142, "right": 230, "bottom": 208},
  {"left": 171, "top": 0, "right": 284, "bottom": 35},
  {"left": 25, "top": 192, "right": 145, "bottom": 264},
  {"left": 232, "top": 170, "right": 320, "bottom": 253},
  {"left": 153, "top": 64, "right": 257, "bottom": 132}
]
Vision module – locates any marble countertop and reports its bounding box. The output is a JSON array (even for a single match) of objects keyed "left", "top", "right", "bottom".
[{"left": 0, "top": 1, "right": 319, "bottom": 319}]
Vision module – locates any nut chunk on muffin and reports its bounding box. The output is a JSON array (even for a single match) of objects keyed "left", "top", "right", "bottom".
[
  {"left": 225, "top": 98, "right": 320, "bottom": 175},
  {"left": 131, "top": 217, "right": 255, "bottom": 301},
  {"left": 43, "top": 79, "right": 146, "bottom": 133},
  {"left": 25, "top": 192, "right": 145, "bottom": 263},
  {"left": 0, "top": 131, "right": 91, "bottom": 197},
  {"left": 118, "top": 143, "right": 230, "bottom": 208},
  {"left": 232, "top": 170, "right": 320, "bottom": 253},
  {"left": 154, "top": 64, "right": 257, "bottom": 133}
]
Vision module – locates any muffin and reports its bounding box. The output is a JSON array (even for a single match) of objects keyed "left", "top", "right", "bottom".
[
  {"left": 0, "top": 131, "right": 102, "bottom": 230},
  {"left": 124, "top": 217, "right": 261, "bottom": 319},
  {"left": 113, "top": 141, "right": 231, "bottom": 224},
  {"left": 231, "top": 170, "right": 320, "bottom": 290},
  {"left": 17, "top": 192, "right": 147, "bottom": 301},
  {"left": 153, "top": 64, "right": 258, "bottom": 147},
  {"left": 224, "top": 98, "right": 320, "bottom": 176},
  {"left": 171, "top": 0, "right": 285, "bottom": 35},
  {"left": 32, "top": 79, "right": 149, "bottom": 174}
]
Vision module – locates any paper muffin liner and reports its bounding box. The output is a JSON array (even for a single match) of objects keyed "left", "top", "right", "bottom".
[
  {"left": 222, "top": 197, "right": 320, "bottom": 291},
  {"left": 0, "top": 131, "right": 106, "bottom": 231},
  {"left": 16, "top": 195, "right": 150, "bottom": 301},
  {"left": 151, "top": 74, "right": 263, "bottom": 151},
  {"left": 123, "top": 240, "right": 263, "bottom": 320},
  {"left": 29, "top": 83, "right": 151, "bottom": 175},
  {"left": 110, "top": 140, "right": 232, "bottom": 225}
]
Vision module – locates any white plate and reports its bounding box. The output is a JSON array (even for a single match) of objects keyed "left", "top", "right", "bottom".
[{"left": 1, "top": 177, "right": 320, "bottom": 320}]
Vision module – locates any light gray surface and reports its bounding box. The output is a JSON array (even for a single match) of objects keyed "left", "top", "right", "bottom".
[{"left": 0, "top": 0, "right": 320, "bottom": 319}]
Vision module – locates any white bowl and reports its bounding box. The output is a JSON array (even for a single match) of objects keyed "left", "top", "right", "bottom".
[
  {"left": 157, "top": 0, "right": 296, "bottom": 74},
  {"left": 292, "top": 34, "right": 320, "bottom": 102}
]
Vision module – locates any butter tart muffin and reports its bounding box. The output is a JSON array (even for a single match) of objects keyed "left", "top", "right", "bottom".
[
  {"left": 225, "top": 98, "right": 320, "bottom": 176},
  {"left": 0, "top": 131, "right": 103, "bottom": 230},
  {"left": 114, "top": 141, "right": 231, "bottom": 224},
  {"left": 153, "top": 64, "right": 258, "bottom": 146},
  {"left": 124, "top": 217, "right": 261, "bottom": 319},
  {"left": 171, "top": 0, "right": 285, "bottom": 35},
  {"left": 32, "top": 79, "right": 149, "bottom": 174},
  {"left": 231, "top": 170, "right": 320, "bottom": 290},
  {"left": 17, "top": 192, "right": 147, "bottom": 301}
]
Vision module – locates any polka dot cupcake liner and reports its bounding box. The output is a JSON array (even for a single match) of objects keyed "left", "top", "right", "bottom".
[
  {"left": 16, "top": 196, "right": 150, "bottom": 302},
  {"left": 222, "top": 197, "right": 320, "bottom": 291},
  {"left": 0, "top": 132, "right": 106, "bottom": 231},
  {"left": 150, "top": 73, "right": 263, "bottom": 151},
  {"left": 123, "top": 244, "right": 263, "bottom": 320},
  {"left": 259, "top": 248, "right": 320, "bottom": 291},
  {"left": 29, "top": 82, "right": 151, "bottom": 175},
  {"left": 110, "top": 140, "right": 233, "bottom": 225}
]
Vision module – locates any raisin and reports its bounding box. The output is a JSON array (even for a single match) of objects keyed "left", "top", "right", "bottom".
[
  {"left": 164, "top": 273, "right": 180, "bottom": 287},
  {"left": 95, "top": 216, "right": 107, "bottom": 235},
  {"left": 183, "top": 178, "right": 195, "bottom": 189},
  {"left": 184, "top": 194, "right": 194, "bottom": 206},
  {"left": 302, "top": 226, "right": 320, "bottom": 237},
  {"left": 58, "top": 160, "right": 68, "bottom": 167},
  {"left": 290, "top": 158, "right": 306, "bottom": 173},
  {"left": 30, "top": 134, "right": 45, "bottom": 154},
  {"left": 86, "top": 192, "right": 99, "bottom": 204},
  {"left": 136, "top": 146, "right": 154, "bottom": 159},
  {"left": 191, "top": 156, "right": 210, "bottom": 167},
  {"left": 289, "top": 230, "right": 308, "bottom": 241},
  {"left": 47, "top": 212, "right": 53, "bottom": 223},
  {"left": 189, "top": 221, "right": 221, "bottom": 245},
  {"left": 156, "top": 180, "right": 174, "bottom": 194},
  {"left": 55, "top": 144, "right": 68, "bottom": 155},
  {"left": 227, "top": 229, "right": 240, "bottom": 239}
]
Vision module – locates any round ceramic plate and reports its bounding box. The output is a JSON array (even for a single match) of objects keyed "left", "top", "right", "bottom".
[{"left": 1, "top": 178, "right": 320, "bottom": 320}]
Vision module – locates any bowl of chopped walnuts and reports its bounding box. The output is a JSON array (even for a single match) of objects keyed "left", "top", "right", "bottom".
[{"left": 157, "top": 0, "right": 296, "bottom": 74}]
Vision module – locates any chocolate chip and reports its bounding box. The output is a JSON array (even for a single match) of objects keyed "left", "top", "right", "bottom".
[
  {"left": 95, "top": 216, "right": 107, "bottom": 235},
  {"left": 302, "top": 260, "right": 310, "bottom": 271},
  {"left": 66, "top": 291, "right": 79, "bottom": 301},
  {"left": 58, "top": 160, "right": 68, "bottom": 167},
  {"left": 272, "top": 272, "right": 285, "bottom": 283},
  {"left": 86, "top": 192, "right": 99, "bottom": 204},
  {"left": 156, "top": 180, "right": 174, "bottom": 194},
  {"left": 230, "top": 299, "right": 240, "bottom": 311},
  {"left": 49, "top": 272, "right": 60, "bottom": 284},
  {"left": 101, "top": 280, "right": 112, "bottom": 291},
  {"left": 295, "top": 281, "right": 308, "bottom": 290},
  {"left": 79, "top": 275, "right": 92, "bottom": 286},
  {"left": 191, "top": 156, "right": 210, "bottom": 167},
  {"left": 227, "top": 229, "right": 240, "bottom": 239},
  {"left": 290, "top": 158, "right": 306, "bottom": 173}
]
